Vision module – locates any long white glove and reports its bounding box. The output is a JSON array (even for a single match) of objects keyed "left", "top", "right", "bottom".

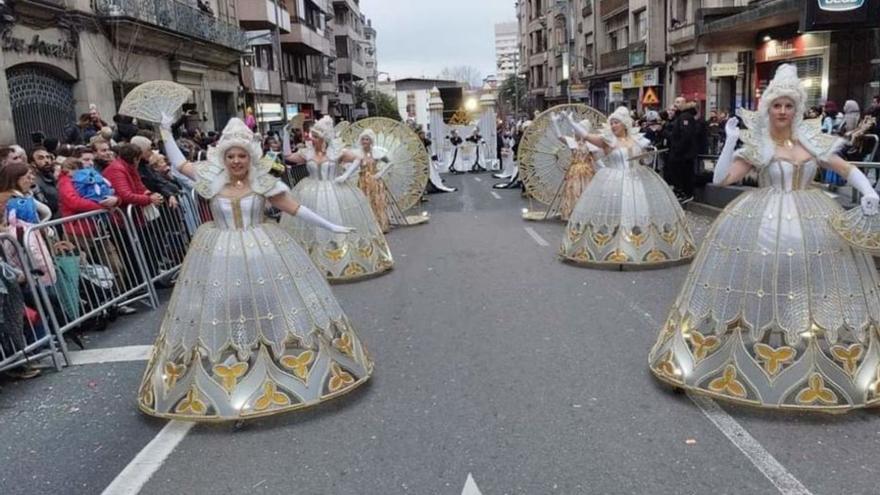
[
  {"left": 712, "top": 117, "right": 741, "bottom": 185},
  {"left": 282, "top": 124, "right": 292, "bottom": 157},
  {"left": 160, "top": 113, "right": 187, "bottom": 172},
  {"left": 296, "top": 205, "right": 354, "bottom": 233},
  {"left": 847, "top": 167, "right": 880, "bottom": 216},
  {"left": 334, "top": 159, "right": 361, "bottom": 184},
  {"left": 374, "top": 160, "right": 392, "bottom": 179},
  {"left": 550, "top": 113, "right": 564, "bottom": 139},
  {"left": 563, "top": 111, "right": 590, "bottom": 138}
]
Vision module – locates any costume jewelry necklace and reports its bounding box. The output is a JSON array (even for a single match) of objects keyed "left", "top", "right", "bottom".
[{"left": 772, "top": 134, "right": 795, "bottom": 149}]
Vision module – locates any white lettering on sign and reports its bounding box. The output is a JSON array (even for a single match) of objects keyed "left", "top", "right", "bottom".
[{"left": 818, "top": 0, "right": 864, "bottom": 12}]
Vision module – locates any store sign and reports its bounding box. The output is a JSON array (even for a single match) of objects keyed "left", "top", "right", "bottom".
[
  {"left": 1, "top": 29, "right": 76, "bottom": 60},
  {"left": 609, "top": 82, "right": 623, "bottom": 101},
  {"left": 710, "top": 63, "right": 738, "bottom": 78},
  {"left": 756, "top": 33, "right": 829, "bottom": 63},
  {"left": 621, "top": 68, "right": 659, "bottom": 89},
  {"left": 818, "top": 0, "right": 863, "bottom": 11}
]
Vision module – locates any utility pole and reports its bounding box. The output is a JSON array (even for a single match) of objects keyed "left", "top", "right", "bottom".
[{"left": 273, "top": 0, "right": 288, "bottom": 124}]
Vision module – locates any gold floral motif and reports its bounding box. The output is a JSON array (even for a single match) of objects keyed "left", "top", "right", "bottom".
[
  {"left": 333, "top": 333, "right": 354, "bottom": 357},
  {"left": 164, "top": 362, "right": 186, "bottom": 389},
  {"left": 605, "top": 249, "right": 630, "bottom": 263},
  {"left": 254, "top": 381, "right": 291, "bottom": 411},
  {"left": 141, "top": 387, "right": 155, "bottom": 408},
  {"left": 572, "top": 246, "right": 592, "bottom": 262},
  {"left": 592, "top": 228, "right": 612, "bottom": 247},
  {"left": 357, "top": 240, "right": 374, "bottom": 258},
  {"left": 754, "top": 343, "right": 796, "bottom": 376},
  {"left": 681, "top": 242, "right": 696, "bottom": 258},
  {"left": 708, "top": 365, "right": 747, "bottom": 399},
  {"left": 660, "top": 226, "right": 678, "bottom": 244},
  {"left": 567, "top": 227, "right": 582, "bottom": 242},
  {"left": 795, "top": 373, "right": 838, "bottom": 406},
  {"left": 328, "top": 363, "right": 355, "bottom": 393},
  {"left": 644, "top": 249, "right": 668, "bottom": 263},
  {"left": 688, "top": 331, "right": 720, "bottom": 360},
  {"left": 280, "top": 350, "right": 315, "bottom": 381},
  {"left": 323, "top": 244, "right": 348, "bottom": 262},
  {"left": 624, "top": 228, "right": 647, "bottom": 247},
  {"left": 343, "top": 263, "right": 367, "bottom": 277},
  {"left": 175, "top": 387, "right": 207, "bottom": 415},
  {"left": 655, "top": 351, "right": 681, "bottom": 381},
  {"left": 830, "top": 344, "right": 863, "bottom": 376},
  {"left": 213, "top": 362, "right": 249, "bottom": 392}
]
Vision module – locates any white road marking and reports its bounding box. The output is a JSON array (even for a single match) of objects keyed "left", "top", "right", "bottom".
[
  {"left": 101, "top": 420, "right": 195, "bottom": 495},
  {"left": 68, "top": 345, "right": 153, "bottom": 365},
  {"left": 462, "top": 473, "right": 483, "bottom": 495},
  {"left": 490, "top": 191, "right": 502, "bottom": 199},
  {"left": 524, "top": 227, "right": 550, "bottom": 247},
  {"left": 473, "top": 177, "right": 482, "bottom": 182},
  {"left": 689, "top": 395, "right": 813, "bottom": 495},
  {"left": 627, "top": 300, "right": 812, "bottom": 495}
]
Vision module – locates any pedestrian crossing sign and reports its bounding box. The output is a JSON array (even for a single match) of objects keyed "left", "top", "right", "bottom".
[{"left": 642, "top": 87, "right": 660, "bottom": 106}]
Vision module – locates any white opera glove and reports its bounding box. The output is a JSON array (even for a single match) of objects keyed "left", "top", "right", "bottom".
[
  {"left": 160, "top": 127, "right": 187, "bottom": 171},
  {"left": 296, "top": 205, "right": 355, "bottom": 233},
  {"left": 712, "top": 117, "right": 741, "bottom": 185},
  {"left": 334, "top": 159, "right": 361, "bottom": 184},
  {"left": 160, "top": 112, "right": 174, "bottom": 131},
  {"left": 564, "top": 111, "right": 590, "bottom": 138},
  {"left": 282, "top": 124, "right": 292, "bottom": 156},
  {"left": 847, "top": 167, "right": 880, "bottom": 216},
  {"left": 374, "top": 161, "right": 392, "bottom": 179},
  {"left": 550, "top": 113, "right": 564, "bottom": 139}
]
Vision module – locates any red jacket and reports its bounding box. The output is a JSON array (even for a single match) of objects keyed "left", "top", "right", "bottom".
[
  {"left": 103, "top": 158, "right": 151, "bottom": 207},
  {"left": 58, "top": 171, "right": 120, "bottom": 236}
]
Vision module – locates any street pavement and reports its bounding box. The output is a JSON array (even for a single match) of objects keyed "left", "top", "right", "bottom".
[{"left": 2, "top": 172, "right": 880, "bottom": 495}]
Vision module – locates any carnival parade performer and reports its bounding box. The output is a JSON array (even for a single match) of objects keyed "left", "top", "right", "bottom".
[
  {"left": 281, "top": 116, "right": 393, "bottom": 282},
  {"left": 549, "top": 113, "right": 598, "bottom": 221},
  {"left": 648, "top": 64, "right": 880, "bottom": 411},
  {"left": 559, "top": 106, "right": 695, "bottom": 268},
  {"left": 354, "top": 129, "right": 391, "bottom": 233},
  {"left": 137, "top": 116, "right": 373, "bottom": 421}
]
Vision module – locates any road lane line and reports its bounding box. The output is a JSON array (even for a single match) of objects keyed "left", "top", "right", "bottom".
[
  {"left": 524, "top": 227, "right": 550, "bottom": 247},
  {"left": 490, "top": 191, "right": 502, "bottom": 199},
  {"left": 102, "top": 420, "right": 195, "bottom": 495},
  {"left": 461, "top": 473, "right": 483, "bottom": 495},
  {"left": 68, "top": 345, "right": 153, "bottom": 365},
  {"left": 473, "top": 177, "right": 482, "bottom": 182},
  {"left": 689, "top": 395, "right": 813, "bottom": 495},
  {"left": 627, "top": 300, "right": 812, "bottom": 495}
]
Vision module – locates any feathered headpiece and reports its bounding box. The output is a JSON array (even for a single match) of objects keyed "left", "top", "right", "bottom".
[
  {"left": 195, "top": 118, "right": 286, "bottom": 199},
  {"left": 310, "top": 115, "right": 336, "bottom": 141},
  {"left": 757, "top": 64, "right": 807, "bottom": 131},
  {"left": 607, "top": 106, "right": 633, "bottom": 129}
]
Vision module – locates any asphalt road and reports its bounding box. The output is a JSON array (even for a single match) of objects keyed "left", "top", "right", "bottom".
[{"left": 2, "top": 172, "right": 879, "bottom": 495}]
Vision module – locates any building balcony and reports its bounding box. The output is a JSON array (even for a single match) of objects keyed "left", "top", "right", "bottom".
[
  {"left": 337, "top": 57, "right": 366, "bottom": 80},
  {"left": 668, "top": 23, "right": 696, "bottom": 50},
  {"left": 241, "top": 66, "right": 282, "bottom": 95},
  {"left": 286, "top": 81, "right": 318, "bottom": 103},
  {"left": 281, "top": 22, "right": 333, "bottom": 55},
  {"left": 599, "top": 47, "right": 628, "bottom": 70},
  {"left": 237, "top": 0, "right": 291, "bottom": 33},
  {"left": 599, "top": 0, "right": 627, "bottom": 19},
  {"left": 529, "top": 52, "right": 548, "bottom": 67},
  {"left": 93, "top": 0, "right": 247, "bottom": 61},
  {"left": 332, "top": 0, "right": 359, "bottom": 13},
  {"left": 317, "top": 76, "right": 337, "bottom": 94}
]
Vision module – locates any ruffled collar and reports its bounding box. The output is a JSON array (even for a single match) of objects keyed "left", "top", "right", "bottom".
[
  {"left": 194, "top": 155, "right": 279, "bottom": 199},
  {"left": 737, "top": 108, "right": 844, "bottom": 165}
]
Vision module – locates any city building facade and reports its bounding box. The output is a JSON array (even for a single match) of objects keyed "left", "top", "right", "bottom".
[
  {"left": 495, "top": 21, "right": 519, "bottom": 82},
  {"left": 0, "top": 0, "right": 247, "bottom": 146}
]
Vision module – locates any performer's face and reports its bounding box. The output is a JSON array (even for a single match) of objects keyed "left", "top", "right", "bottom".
[
  {"left": 769, "top": 97, "right": 796, "bottom": 131},
  {"left": 360, "top": 136, "right": 373, "bottom": 150},
  {"left": 610, "top": 119, "right": 626, "bottom": 137},
  {"left": 225, "top": 147, "right": 250, "bottom": 178}
]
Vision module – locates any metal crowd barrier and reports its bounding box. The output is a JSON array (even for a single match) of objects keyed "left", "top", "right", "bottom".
[
  {"left": 0, "top": 232, "right": 64, "bottom": 372},
  {"left": 282, "top": 164, "right": 310, "bottom": 189},
  {"left": 126, "top": 193, "right": 202, "bottom": 286},
  {"left": 22, "top": 209, "right": 159, "bottom": 342}
]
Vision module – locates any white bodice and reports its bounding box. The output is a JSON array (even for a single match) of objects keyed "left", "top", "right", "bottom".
[
  {"left": 209, "top": 194, "right": 266, "bottom": 229},
  {"left": 599, "top": 145, "right": 643, "bottom": 170},
  {"left": 757, "top": 158, "right": 818, "bottom": 191},
  {"left": 306, "top": 159, "right": 339, "bottom": 181}
]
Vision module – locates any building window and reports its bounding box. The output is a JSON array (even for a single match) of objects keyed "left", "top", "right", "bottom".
[
  {"left": 609, "top": 32, "right": 618, "bottom": 50},
  {"left": 255, "top": 45, "right": 274, "bottom": 71},
  {"left": 633, "top": 9, "right": 647, "bottom": 40}
]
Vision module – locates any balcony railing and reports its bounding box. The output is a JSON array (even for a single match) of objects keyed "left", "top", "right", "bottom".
[
  {"left": 93, "top": 0, "right": 247, "bottom": 51},
  {"left": 600, "top": 47, "right": 628, "bottom": 69}
]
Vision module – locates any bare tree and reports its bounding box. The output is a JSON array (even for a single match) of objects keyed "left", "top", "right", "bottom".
[
  {"left": 439, "top": 65, "right": 483, "bottom": 89},
  {"left": 79, "top": 0, "right": 148, "bottom": 106}
]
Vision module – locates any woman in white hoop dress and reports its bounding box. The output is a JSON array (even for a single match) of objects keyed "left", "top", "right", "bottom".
[
  {"left": 137, "top": 116, "right": 372, "bottom": 421},
  {"left": 558, "top": 106, "right": 695, "bottom": 268},
  {"left": 282, "top": 116, "right": 393, "bottom": 282},
  {"left": 649, "top": 64, "right": 880, "bottom": 411}
]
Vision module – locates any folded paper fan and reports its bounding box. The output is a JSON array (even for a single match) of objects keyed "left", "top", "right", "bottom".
[{"left": 118, "top": 81, "right": 192, "bottom": 123}]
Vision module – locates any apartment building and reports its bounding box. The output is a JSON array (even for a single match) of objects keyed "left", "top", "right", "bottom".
[{"left": 495, "top": 21, "right": 519, "bottom": 82}]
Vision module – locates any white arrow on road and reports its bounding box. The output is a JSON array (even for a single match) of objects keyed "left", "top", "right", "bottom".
[{"left": 462, "top": 473, "right": 483, "bottom": 495}]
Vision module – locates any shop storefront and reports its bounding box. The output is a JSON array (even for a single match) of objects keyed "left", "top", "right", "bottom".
[
  {"left": 754, "top": 33, "right": 829, "bottom": 110},
  {"left": 677, "top": 68, "right": 707, "bottom": 115},
  {"left": 621, "top": 67, "right": 662, "bottom": 112}
]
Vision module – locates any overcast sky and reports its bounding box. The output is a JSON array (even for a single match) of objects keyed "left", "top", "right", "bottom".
[{"left": 361, "top": 0, "right": 516, "bottom": 81}]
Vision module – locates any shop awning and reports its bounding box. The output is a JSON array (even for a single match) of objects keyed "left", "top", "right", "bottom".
[{"left": 695, "top": 0, "right": 800, "bottom": 52}]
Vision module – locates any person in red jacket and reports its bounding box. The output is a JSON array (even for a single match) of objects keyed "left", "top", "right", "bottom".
[{"left": 101, "top": 144, "right": 164, "bottom": 280}]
